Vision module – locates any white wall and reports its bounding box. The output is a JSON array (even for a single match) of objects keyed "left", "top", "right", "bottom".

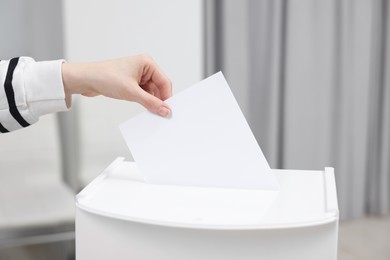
[
  {"left": 0, "top": 0, "right": 64, "bottom": 185},
  {"left": 62, "top": 0, "right": 204, "bottom": 183}
]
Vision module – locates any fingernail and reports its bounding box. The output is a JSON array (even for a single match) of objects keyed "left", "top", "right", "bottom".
[{"left": 158, "top": 106, "right": 171, "bottom": 117}]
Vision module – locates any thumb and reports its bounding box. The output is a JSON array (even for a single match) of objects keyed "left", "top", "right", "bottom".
[{"left": 137, "top": 89, "right": 171, "bottom": 117}]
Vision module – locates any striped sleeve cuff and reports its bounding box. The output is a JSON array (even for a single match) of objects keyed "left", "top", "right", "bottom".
[{"left": 24, "top": 58, "right": 70, "bottom": 118}]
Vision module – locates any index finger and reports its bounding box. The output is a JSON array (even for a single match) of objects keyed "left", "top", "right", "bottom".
[{"left": 150, "top": 65, "right": 172, "bottom": 101}]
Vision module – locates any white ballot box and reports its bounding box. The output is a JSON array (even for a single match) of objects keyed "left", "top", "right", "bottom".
[{"left": 75, "top": 157, "right": 339, "bottom": 260}]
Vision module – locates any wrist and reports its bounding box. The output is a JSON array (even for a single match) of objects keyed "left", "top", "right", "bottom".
[
  {"left": 62, "top": 62, "right": 81, "bottom": 95},
  {"left": 62, "top": 62, "right": 101, "bottom": 98}
]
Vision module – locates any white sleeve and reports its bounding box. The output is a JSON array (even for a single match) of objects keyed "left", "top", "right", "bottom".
[{"left": 0, "top": 57, "right": 70, "bottom": 133}]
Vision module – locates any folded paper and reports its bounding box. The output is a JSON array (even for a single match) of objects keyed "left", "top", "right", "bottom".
[{"left": 119, "top": 72, "right": 279, "bottom": 190}]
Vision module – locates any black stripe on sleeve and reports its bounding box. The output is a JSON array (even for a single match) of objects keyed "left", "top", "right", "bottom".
[
  {"left": 4, "top": 57, "right": 30, "bottom": 128},
  {"left": 0, "top": 122, "right": 9, "bottom": 133}
]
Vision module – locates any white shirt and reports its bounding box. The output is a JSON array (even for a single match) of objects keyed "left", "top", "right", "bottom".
[{"left": 0, "top": 57, "right": 69, "bottom": 133}]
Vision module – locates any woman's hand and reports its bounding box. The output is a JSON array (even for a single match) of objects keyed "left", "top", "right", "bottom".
[{"left": 62, "top": 54, "right": 172, "bottom": 117}]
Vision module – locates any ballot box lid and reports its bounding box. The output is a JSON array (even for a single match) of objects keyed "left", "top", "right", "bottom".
[{"left": 76, "top": 158, "right": 339, "bottom": 230}]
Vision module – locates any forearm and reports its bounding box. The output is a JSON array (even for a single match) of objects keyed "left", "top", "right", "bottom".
[
  {"left": 0, "top": 54, "right": 172, "bottom": 134},
  {"left": 62, "top": 62, "right": 100, "bottom": 97},
  {"left": 0, "top": 57, "right": 69, "bottom": 133}
]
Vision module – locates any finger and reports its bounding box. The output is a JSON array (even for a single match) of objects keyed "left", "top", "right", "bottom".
[
  {"left": 149, "top": 65, "right": 172, "bottom": 101},
  {"left": 136, "top": 88, "right": 171, "bottom": 117},
  {"left": 144, "top": 81, "right": 161, "bottom": 99},
  {"left": 142, "top": 84, "right": 156, "bottom": 96},
  {"left": 149, "top": 86, "right": 161, "bottom": 100},
  {"left": 82, "top": 91, "right": 100, "bottom": 97}
]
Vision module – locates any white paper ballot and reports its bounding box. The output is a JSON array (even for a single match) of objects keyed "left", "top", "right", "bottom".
[{"left": 119, "top": 72, "right": 279, "bottom": 190}]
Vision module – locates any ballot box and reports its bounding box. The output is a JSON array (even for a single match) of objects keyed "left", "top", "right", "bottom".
[{"left": 76, "top": 158, "right": 339, "bottom": 260}]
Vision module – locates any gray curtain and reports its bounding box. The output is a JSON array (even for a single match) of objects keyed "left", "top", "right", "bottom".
[{"left": 205, "top": 0, "right": 390, "bottom": 219}]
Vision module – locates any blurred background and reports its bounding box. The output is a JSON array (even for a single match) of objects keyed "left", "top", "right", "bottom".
[{"left": 0, "top": 0, "right": 389, "bottom": 259}]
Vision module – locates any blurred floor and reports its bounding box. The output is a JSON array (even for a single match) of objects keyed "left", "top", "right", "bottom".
[
  {"left": 0, "top": 216, "right": 388, "bottom": 259},
  {"left": 338, "top": 216, "right": 390, "bottom": 260},
  {"left": 0, "top": 240, "right": 74, "bottom": 260}
]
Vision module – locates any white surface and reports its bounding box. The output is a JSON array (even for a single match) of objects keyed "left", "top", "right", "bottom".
[
  {"left": 77, "top": 208, "right": 338, "bottom": 260},
  {"left": 62, "top": 0, "right": 204, "bottom": 184},
  {"left": 76, "top": 159, "right": 339, "bottom": 260},
  {"left": 6, "top": 217, "right": 388, "bottom": 260},
  {"left": 76, "top": 159, "right": 338, "bottom": 229},
  {"left": 119, "top": 72, "right": 279, "bottom": 190}
]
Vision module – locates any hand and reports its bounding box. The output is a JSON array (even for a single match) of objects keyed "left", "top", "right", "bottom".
[{"left": 62, "top": 54, "right": 172, "bottom": 117}]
